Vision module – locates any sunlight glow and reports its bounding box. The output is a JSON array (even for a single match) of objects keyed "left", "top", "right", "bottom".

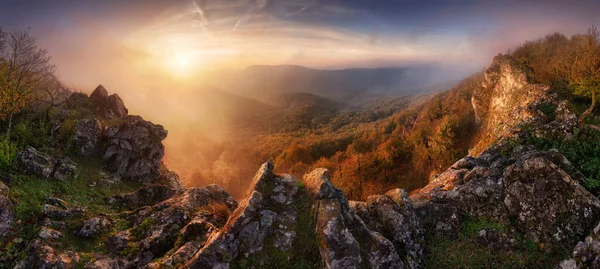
[{"left": 165, "top": 52, "right": 199, "bottom": 78}]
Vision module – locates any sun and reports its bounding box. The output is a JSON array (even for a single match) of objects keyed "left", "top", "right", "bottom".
[{"left": 165, "top": 52, "right": 198, "bottom": 78}]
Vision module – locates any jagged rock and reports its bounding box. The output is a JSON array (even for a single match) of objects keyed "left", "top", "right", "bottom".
[
  {"left": 106, "top": 185, "right": 237, "bottom": 268},
  {"left": 15, "top": 241, "right": 80, "bottom": 269},
  {"left": 186, "top": 161, "right": 302, "bottom": 268},
  {"left": 0, "top": 182, "right": 14, "bottom": 236},
  {"left": 90, "top": 85, "right": 109, "bottom": 106},
  {"left": 15, "top": 226, "right": 78, "bottom": 269},
  {"left": 76, "top": 217, "right": 111, "bottom": 238},
  {"left": 52, "top": 157, "right": 78, "bottom": 181},
  {"left": 107, "top": 185, "right": 177, "bottom": 209},
  {"left": 360, "top": 189, "right": 424, "bottom": 268},
  {"left": 90, "top": 85, "right": 128, "bottom": 119},
  {"left": 158, "top": 166, "right": 186, "bottom": 194},
  {"left": 38, "top": 226, "right": 62, "bottom": 240},
  {"left": 103, "top": 94, "right": 128, "bottom": 119},
  {"left": 16, "top": 147, "right": 78, "bottom": 181},
  {"left": 534, "top": 100, "right": 579, "bottom": 140},
  {"left": 503, "top": 154, "right": 600, "bottom": 244},
  {"left": 470, "top": 54, "right": 551, "bottom": 154},
  {"left": 102, "top": 115, "right": 167, "bottom": 183},
  {"left": 17, "top": 147, "right": 55, "bottom": 179},
  {"left": 557, "top": 222, "right": 600, "bottom": 269},
  {"left": 305, "top": 168, "right": 405, "bottom": 269},
  {"left": 413, "top": 147, "right": 600, "bottom": 248},
  {"left": 69, "top": 119, "right": 104, "bottom": 156}
]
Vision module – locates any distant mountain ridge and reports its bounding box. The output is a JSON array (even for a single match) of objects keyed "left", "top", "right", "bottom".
[{"left": 201, "top": 64, "right": 458, "bottom": 105}]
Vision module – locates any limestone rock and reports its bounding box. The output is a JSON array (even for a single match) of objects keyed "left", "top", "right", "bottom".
[
  {"left": 0, "top": 182, "right": 14, "bottom": 236},
  {"left": 305, "top": 168, "right": 406, "bottom": 269},
  {"left": 69, "top": 119, "right": 104, "bottom": 156},
  {"left": 102, "top": 115, "right": 167, "bottom": 183},
  {"left": 557, "top": 222, "right": 600, "bottom": 269},
  {"left": 412, "top": 147, "right": 600, "bottom": 248},
  {"left": 503, "top": 154, "right": 600, "bottom": 244},
  {"left": 186, "top": 161, "right": 302, "bottom": 268},
  {"left": 76, "top": 217, "right": 111, "bottom": 238},
  {"left": 105, "top": 185, "right": 237, "bottom": 268},
  {"left": 16, "top": 147, "right": 78, "bottom": 181},
  {"left": 90, "top": 85, "right": 128, "bottom": 119}
]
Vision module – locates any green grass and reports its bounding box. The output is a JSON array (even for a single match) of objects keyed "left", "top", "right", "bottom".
[
  {"left": 424, "top": 218, "right": 568, "bottom": 269},
  {"left": 5, "top": 155, "right": 143, "bottom": 266}
]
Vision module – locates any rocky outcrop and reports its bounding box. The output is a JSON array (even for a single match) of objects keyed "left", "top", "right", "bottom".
[
  {"left": 102, "top": 115, "right": 167, "bottom": 183},
  {"left": 101, "top": 185, "right": 237, "bottom": 268},
  {"left": 16, "top": 147, "right": 78, "bottom": 181},
  {"left": 76, "top": 216, "right": 111, "bottom": 238},
  {"left": 185, "top": 161, "right": 302, "bottom": 268},
  {"left": 69, "top": 119, "right": 104, "bottom": 156},
  {"left": 14, "top": 226, "right": 80, "bottom": 269},
  {"left": 470, "top": 54, "right": 561, "bottom": 154},
  {"left": 0, "top": 182, "right": 14, "bottom": 236},
  {"left": 90, "top": 85, "right": 128, "bottom": 120},
  {"left": 412, "top": 144, "right": 600, "bottom": 248},
  {"left": 305, "top": 168, "right": 418, "bottom": 269},
  {"left": 558, "top": 222, "right": 600, "bottom": 269}
]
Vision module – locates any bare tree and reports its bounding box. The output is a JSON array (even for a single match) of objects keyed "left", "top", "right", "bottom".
[
  {"left": 0, "top": 29, "right": 55, "bottom": 139},
  {"left": 553, "top": 25, "right": 600, "bottom": 132}
]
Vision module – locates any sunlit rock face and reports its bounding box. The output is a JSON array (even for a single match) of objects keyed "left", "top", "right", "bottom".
[{"left": 470, "top": 54, "right": 553, "bottom": 154}]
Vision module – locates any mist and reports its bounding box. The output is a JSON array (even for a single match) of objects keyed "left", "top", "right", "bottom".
[{"left": 1, "top": 0, "right": 599, "bottom": 196}]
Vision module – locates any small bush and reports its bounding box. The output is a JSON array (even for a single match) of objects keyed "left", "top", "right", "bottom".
[{"left": 0, "top": 139, "right": 17, "bottom": 173}]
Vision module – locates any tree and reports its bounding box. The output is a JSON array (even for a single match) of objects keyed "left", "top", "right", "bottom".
[
  {"left": 554, "top": 26, "right": 600, "bottom": 131},
  {"left": 0, "top": 29, "right": 55, "bottom": 139}
]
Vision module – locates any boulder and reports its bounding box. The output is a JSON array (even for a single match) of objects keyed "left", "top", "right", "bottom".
[
  {"left": 89, "top": 85, "right": 128, "bottom": 119},
  {"left": 16, "top": 147, "right": 55, "bottom": 179},
  {"left": 412, "top": 147, "right": 600, "bottom": 248},
  {"left": 0, "top": 182, "right": 14, "bottom": 236},
  {"left": 105, "top": 185, "right": 237, "bottom": 268},
  {"left": 103, "top": 94, "right": 128, "bottom": 119},
  {"left": 90, "top": 85, "right": 109, "bottom": 106},
  {"left": 102, "top": 116, "right": 167, "bottom": 183},
  {"left": 558, "top": 222, "right": 600, "bottom": 269},
  {"left": 16, "top": 147, "right": 78, "bottom": 181},
  {"left": 14, "top": 226, "right": 79, "bottom": 269},
  {"left": 76, "top": 217, "right": 111, "bottom": 238},
  {"left": 503, "top": 154, "right": 600, "bottom": 244},
  {"left": 69, "top": 119, "right": 104, "bottom": 156}
]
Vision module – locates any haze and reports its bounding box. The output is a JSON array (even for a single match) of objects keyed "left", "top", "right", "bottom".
[{"left": 2, "top": 0, "right": 599, "bottom": 194}]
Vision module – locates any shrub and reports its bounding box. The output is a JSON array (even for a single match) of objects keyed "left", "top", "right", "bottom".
[{"left": 0, "top": 139, "right": 17, "bottom": 173}]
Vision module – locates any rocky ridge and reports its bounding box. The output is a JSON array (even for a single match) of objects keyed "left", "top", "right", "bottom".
[{"left": 2, "top": 54, "right": 600, "bottom": 268}]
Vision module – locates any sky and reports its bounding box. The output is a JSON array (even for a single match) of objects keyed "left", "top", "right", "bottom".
[
  {"left": 0, "top": 0, "right": 599, "bottom": 114},
  {"left": 1, "top": 0, "right": 599, "bottom": 190}
]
